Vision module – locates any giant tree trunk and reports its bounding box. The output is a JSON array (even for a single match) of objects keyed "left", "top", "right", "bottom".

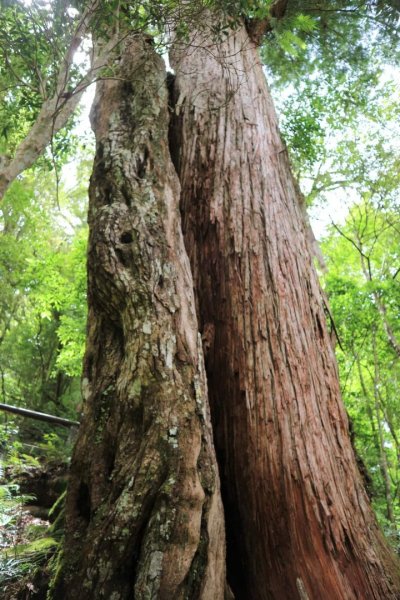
[
  {"left": 52, "top": 35, "right": 225, "bottom": 600},
  {"left": 170, "top": 23, "right": 400, "bottom": 600}
]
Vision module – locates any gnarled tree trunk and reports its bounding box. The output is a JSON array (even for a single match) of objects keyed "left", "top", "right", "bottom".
[
  {"left": 52, "top": 34, "right": 225, "bottom": 600},
  {"left": 170, "top": 22, "right": 400, "bottom": 600}
]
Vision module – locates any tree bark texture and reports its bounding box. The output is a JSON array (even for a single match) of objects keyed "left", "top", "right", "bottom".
[
  {"left": 52, "top": 35, "right": 225, "bottom": 600},
  {"left": 170, "top": 24, "right": 400, "bottom": 600}
]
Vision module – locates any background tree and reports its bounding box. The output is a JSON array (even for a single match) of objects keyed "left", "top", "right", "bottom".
[
  {"left": 0, "top": 163, "right": 88, "bottom": 438},
  {"left": 322, "top": 198, "right": 400, "bottom": 547}
]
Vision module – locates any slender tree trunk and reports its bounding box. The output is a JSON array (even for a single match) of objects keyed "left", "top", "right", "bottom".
[
  {"left": 52, "top": 34, "right": 225, "bottom": 600},
  {"left": 170, "top": 22, "right": 400, "bottom": 600},
  {"left": 372, "top": 328, "right": 395, "bottom": 525},
  {"left": 356, "top": 236, "right": 400, "bottom": 359}
]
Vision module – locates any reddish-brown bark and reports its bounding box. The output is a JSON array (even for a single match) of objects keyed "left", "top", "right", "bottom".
[
  {"left": 52, "top": 35, "right": 225, "bottom": 600},
  {"left": 170, "top": 23, "right": 400, "bottom": 600}
]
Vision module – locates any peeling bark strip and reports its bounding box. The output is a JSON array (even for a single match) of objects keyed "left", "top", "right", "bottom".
[
  {"left": 171, "top": 23, "right": 400, "bottom": 600},
  {"left": 52, "top": 35, "right": 225, "bottom": 600}
]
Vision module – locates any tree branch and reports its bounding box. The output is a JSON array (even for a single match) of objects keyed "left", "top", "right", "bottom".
[{"left": 0, "top": 0, "right": 106, "bottom": 200}]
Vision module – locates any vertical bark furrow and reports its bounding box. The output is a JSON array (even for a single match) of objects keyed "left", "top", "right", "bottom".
[
  {"left": 54, "top": 35, "right": 225, "bottom": 600},
  {"left": 171, "top": 23, "right": 400, "bottom": 600}
]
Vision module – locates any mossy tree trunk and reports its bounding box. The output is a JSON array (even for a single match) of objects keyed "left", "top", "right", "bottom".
[
  {"left": 52, "top": 34, "right": 225, "bottom": 600},
  {"left": 170, "top": 22, "right": 400, "bottom": 600}
]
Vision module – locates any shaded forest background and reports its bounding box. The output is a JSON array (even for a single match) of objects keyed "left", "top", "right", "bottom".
[{"left": 0, "top": 0, "right": 399, "bottom": 591}]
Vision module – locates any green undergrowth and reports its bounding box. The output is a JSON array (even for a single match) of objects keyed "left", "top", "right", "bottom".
[{"left": 0, "top": 422, "right": 69, "bottom": 597}]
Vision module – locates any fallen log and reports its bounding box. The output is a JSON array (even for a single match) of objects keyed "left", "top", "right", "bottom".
[{"left": 0, "top": 403, "right": 80, "bottom": 428}]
